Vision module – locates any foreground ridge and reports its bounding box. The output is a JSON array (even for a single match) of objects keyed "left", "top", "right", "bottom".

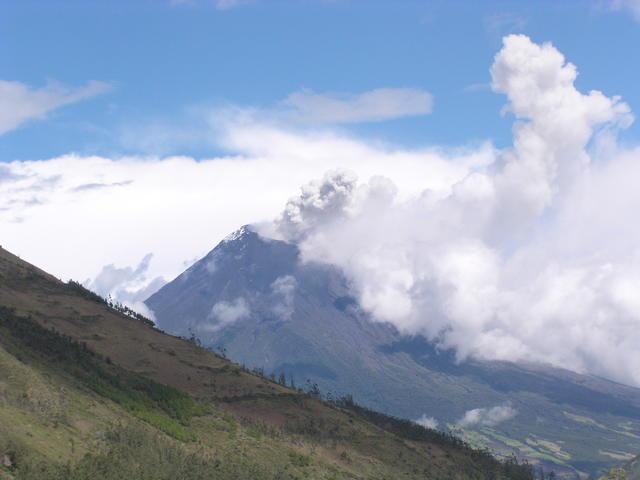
[{"left": 0, "top": 245, "right": 537, "bottom": 480}]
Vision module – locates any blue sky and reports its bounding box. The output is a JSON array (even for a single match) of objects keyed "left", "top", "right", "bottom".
[
  {"left": 3, "top": 0, "right": 640, "bottom": 385},
  {"left": 2, "top": 0, "right": 640, "bottom": 160}
]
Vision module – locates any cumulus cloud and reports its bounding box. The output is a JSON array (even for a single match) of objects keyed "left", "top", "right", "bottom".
[
  {"left": 458, "top": 404, "right": 517, "bottom": 428},
  {"left": 0, "top": 164, "right": 25, "bottom": 185},
  {"left": 208, "top": 297, "right": 250, "bottom": 330},
  {"left": 260, "top": 35, "right": 640, "bottom": 388},
  {"left": 270, "top": 275, "right": 297, "bottom": 320},
  {"left": 282, "top": 88, "right": 433, "bottom": 124},
  {"left": 0, "top": 80, "right": 110, "bottom": 135},
  {"left": 87, "top": 254, "right": 166, "bottom": 320},
  {"left": 415, "top": 414, "right": 439, "bottom": 430}
]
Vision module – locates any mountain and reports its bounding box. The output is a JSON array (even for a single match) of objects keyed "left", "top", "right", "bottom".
[
  {"left": 146, "top": 226, "right": 640, "bottom": 478},
  {"left": 0, "top": 245, "right": 538, "bottom": 480}
]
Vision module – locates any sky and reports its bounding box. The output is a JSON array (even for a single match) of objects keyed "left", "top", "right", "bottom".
[{"left": 3, "top": 0, "right": 640, "bottom": 386}]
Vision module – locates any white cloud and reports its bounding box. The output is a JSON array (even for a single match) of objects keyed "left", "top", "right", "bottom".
[
  {"left": 609, "top": 0, "right": 640, "bottom": 21},
  {"left": 208, "top": 297, "right": 250, "bottom": 328},
  {"left": 415, "top": 414, "right": 438, "bottom": 430},
  {"left": 0, "top": 164, "right": 24, "bottom": 184},
  {"left": 258, "top": 35, "right": 640, "bottom": 388},
  {"left": 458, "top": 404, "right": 517, "bottom": 428},
  {"left": 0, "top": 80, "right": 110, "bottom": 135},
  {"left": 282, "top": 88, "right": 433, "bottom": 124},
  {"left": 0, "top": 129, "right": 487, "bottom": 291},
  {"left": 117, "top": 87, "right": 434, "bottom": 155},
  {"left": 270, "top": 275, "right": 297, "bottom": 321},
  {"left": 86, "top": 253, "right": 166, "bottom": 321}
]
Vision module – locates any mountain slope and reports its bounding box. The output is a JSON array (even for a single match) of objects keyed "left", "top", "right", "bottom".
[
  {"left": 600, "top": 454, "right": 640, "bottom": 480},
  {"left": 146, "top": 226, "right": 640, "bottom": 478},
  {"left": 0, "top": 245, "right": 535, "bottom": 480}
]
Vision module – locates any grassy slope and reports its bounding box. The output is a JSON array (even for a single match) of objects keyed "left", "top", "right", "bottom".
[
  {"left": 599, "top": 455, "right": 640, "bottom": 480},
  {"left": 0, "top": 247, "right": 533, "bottom": 480}
]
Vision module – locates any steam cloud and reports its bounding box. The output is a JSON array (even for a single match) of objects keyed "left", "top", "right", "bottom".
[
  {"left": 262, "top": 35, "right": 640, "bottom": 387},
  {"left": 207, "top": 297, "right": 251, "bottom": 330},
  {"left": 458, "top": 404, "right": 517, "bottom": 428},
  {"left": 270, "top": 275, "right": 297, "bottom": 321},
  {"left": 415, "top": 414, "right": 439, "bottom": 430}
]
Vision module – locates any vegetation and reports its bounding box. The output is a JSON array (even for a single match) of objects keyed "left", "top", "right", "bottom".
[
  {"left": 0, "top": 304, "right": 543, "bottom": 480},
  {"left": 67, "top": 280, "right": 155, "bottom": 326},
  {"left": 0, "top": 306, "right": 202, "bottom": 441},
  {"left": 0, "top": 246, "right": 552, "bottom": 480},
  {"left": 600, "top": 454, "right": 640, "bottom": 480},
  {"left": 334, "top": 395, "right": 534, "bottom": 478},
  {"left": 1, "top": 424, "right": 283, "bottom": 480}
]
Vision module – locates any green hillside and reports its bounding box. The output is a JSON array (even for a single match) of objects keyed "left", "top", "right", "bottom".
[
  {"left": 600, "top": 455, "right": 640, "bottom": 480},
  {"left": 0, "top": 246, "right": 535, "bottom": 480}
]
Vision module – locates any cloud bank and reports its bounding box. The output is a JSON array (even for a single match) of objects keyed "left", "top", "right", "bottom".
[
  {"left": 0, "top": 131, "right": 486, "bottom": 294},
  {"left": 262, "top": 35, "right": 640, "bottom": 387},
  {"left": 0, "top": 80, "right": 110, "bottom": 135}
]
